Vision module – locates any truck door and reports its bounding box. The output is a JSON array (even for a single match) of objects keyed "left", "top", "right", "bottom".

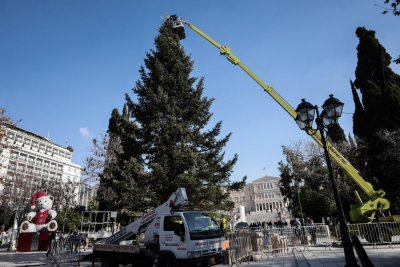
[{"left": 160, "top": 215, "right": 187, "bottom": 259}]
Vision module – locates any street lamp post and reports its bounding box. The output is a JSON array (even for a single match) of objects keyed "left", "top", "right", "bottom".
[
  {"left": 289, "top": 179, "right": 305, "bottom": 223},
  {"left": 295, "top": 95, "right": 359, "bottom": 267}
]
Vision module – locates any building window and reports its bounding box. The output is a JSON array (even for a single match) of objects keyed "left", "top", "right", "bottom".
[
  {"left": 277, "top": 193, "right": 281, "bottom": 198},
  {"left": 237, "top": 208, "right": 240, "bottom": 212},
  {"left": 242, "top": 196, "right": 246, "bottom": 202},
  {"left": 249, "top": 196, "right": 253, "bottom": 201},
  {"left": 270, "top": 183, "right": 274, "bottom": 189},
  {"left": 251, "top": 206, "right": 254, "bottom": 211},
  {"left": 264, "top": 183, "right": 267, "bottom": 189},
  {"left": 258, "top": 195, "right": 261, "bottom": 200},
  {"left": 235, "top": 197, "right": 239, "bottom": 202},
  {"left": 257, "top": 185, "right": 260, "bottom": 190},
  {"left": 248, "top": 186, "right": 251, "bottom": 191},
  {"left": 241, "top": 188, "right": 244, "bottom": 192}
]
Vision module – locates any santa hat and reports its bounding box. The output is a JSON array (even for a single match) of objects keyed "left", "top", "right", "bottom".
[{"left": 31, "top": 191, "right": 48, "bottom": 210}]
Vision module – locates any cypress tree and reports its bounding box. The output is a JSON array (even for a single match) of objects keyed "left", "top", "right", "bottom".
[
  {"left": 353, "top": 27, "right": 400, "bottom": 140},
  {"left": 351, "top": 27, "right": 400, "bottom": 206},
  {"left": 97, "top": 108, "right": 122, "bottom": 211},
  {"left": 109, "top": 23, "right": 245, "bottom": 213}
]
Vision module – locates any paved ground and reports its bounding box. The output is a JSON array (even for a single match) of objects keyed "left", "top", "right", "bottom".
[{"left": 1, "top": 244, "right": 400, "bottom": 266}]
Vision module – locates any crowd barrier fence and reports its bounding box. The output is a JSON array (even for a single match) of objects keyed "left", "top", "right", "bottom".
[
  {"left": 45, "top": 238, "right": 82, "bottom": 267},
  {"left": 225, "top": 225, "right": 331, "bottom": 266},
  {"left": 332, "top": 222, "right": 400, "bottom": 248},
  {"left": 0, "top": 231, "right": 16, "bottom": 246}
]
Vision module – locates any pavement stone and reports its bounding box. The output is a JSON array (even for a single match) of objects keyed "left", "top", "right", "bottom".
[{"left": 1, "top": 243, "right": 400, "bottom": 266}]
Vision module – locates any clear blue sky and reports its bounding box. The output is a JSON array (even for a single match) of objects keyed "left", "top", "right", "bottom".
[{"left": 1, "top": 0, "right": 399, "bottom": 183}]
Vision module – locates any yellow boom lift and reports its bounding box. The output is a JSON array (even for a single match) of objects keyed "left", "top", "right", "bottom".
[{"left": 167, "top": 15, "right": 400, "bottom": 224}]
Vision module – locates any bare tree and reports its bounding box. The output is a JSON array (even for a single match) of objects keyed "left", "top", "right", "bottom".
[
  {"left": 81, "top": 134, "right": 108, "bottom": 185},
  {"left": 279, "top": 137, "right": 365, "bottom": 204},
  {"left": 377, "top": 129, "right": 400, "bottom": 160},
  {"left": 82, "top": 133, "right": 121, "bottom": 211},
  {"left": 0, "top": 169, "right": 41, "bottom": 232}
]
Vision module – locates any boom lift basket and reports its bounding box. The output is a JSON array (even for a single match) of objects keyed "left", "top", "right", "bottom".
[{"left": 169, "top": 14, "right": 186, "bottom": 40}]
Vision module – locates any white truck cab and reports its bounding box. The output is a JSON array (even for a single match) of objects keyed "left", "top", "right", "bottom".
[{"left": 93, "top": 188, "right": 224, "bottom": 267}]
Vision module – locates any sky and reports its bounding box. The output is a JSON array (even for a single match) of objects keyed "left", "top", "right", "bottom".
[{"left": 1, "top": 0, "right": 400, "bottom": 184}]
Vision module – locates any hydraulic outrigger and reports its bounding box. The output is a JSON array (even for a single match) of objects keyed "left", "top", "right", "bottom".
[{"left": 167, "top": 15, "right": 399, "bottom": 224}]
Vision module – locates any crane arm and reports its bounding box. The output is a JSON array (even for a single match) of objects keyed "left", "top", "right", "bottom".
[
  {"left": 104, "top": 188, "right": 188, "bottom": 244},
  {"left": 182, "top": 20, "right": 387, "bottom": 208}
]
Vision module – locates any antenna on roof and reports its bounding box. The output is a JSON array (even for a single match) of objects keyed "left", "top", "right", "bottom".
[
  {"left": 66, "top": 138, "right": 68, "bottom": 146},
  {"left": 47, "top": 130, "right": 50, "bottom": 139}
]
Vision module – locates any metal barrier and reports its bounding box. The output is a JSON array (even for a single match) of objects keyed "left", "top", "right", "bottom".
[
  {"left": 0, "top": 231, "right": 16, "bottom": 246},
  {"left": 333, "top": 222, "right": 400, "bottom": 248},
  {"left": 45, "top": 238, "right": 82, "bottom": 266},
  {"left": 224, "top": 225, "right": 332, "bottom": 266}
]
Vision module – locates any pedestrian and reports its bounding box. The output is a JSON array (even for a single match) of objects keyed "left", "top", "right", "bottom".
[
  {"left": 68, "top": 231, "right": 80, "bottom": 253},
  {"left": 293, "top": 218, "right": 301, "bottom": 238},
  {"left": 46, "top": 231, "right": 56, "bottom": 257},
  {"left": 83, "top": 234, "right": 89, "bottom": 251},
  {"left": 306, "top": 217, "right": 316, "bottom": 244}
]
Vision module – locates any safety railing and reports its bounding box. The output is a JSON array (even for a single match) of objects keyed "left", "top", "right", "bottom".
[
  {"left": 45, "top": 238, "right": 82, "bottom": 266},
  {"left": 0, "top": 231, "right": 16, "bottom": 246},
  {"left": 332, "top": 222, "right": 400, "bottom": 248},
  {"left": 227, "top": 225, "right": 332, "bottom": 266},
  {"left": 225, "top": 225, "right": 331, "bottom": 266}
]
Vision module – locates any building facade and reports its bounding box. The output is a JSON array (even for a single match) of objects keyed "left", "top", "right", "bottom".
[
  {"left": 0, "top": 125, "right": 82, "bottom": 202},
  {"left": 229, "top": 174, "right": 287, "bottom": 214}
]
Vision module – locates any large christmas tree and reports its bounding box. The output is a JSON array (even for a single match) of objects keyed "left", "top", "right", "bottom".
[{"left": 107, "top": 23, "right": 246, "bottom": 213}]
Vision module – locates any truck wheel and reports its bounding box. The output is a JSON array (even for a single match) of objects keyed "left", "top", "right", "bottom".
[{"left": 160, "top": 256, "right": 176, "bottom": 267}]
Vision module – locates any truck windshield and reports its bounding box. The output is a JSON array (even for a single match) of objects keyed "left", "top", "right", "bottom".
[{"left": 183, "top": 212, "right": 222, "bottom": 240}]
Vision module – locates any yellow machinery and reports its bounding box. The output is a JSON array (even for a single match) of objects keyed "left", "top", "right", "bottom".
[{"left": 167, "top": 16, "right": 400, "bottom": 224}]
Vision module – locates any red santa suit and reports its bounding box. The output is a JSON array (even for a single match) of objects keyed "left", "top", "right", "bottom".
[{"left": 33, "top": 210, "right": 51, "bottom": 225}]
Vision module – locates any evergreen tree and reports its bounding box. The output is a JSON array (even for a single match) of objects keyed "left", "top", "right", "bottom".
[
  {"left": 353, "top": 27, "right": 400, "bottom": 140},
  {"left": 109, "top": 23, "right": 245, "bottom": 213},
  {"left": 327, "top": 124, "right": 346, "bottom": 143},
  {"left": 351, "top": 27, "right": 400, "bottom": 208}
]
